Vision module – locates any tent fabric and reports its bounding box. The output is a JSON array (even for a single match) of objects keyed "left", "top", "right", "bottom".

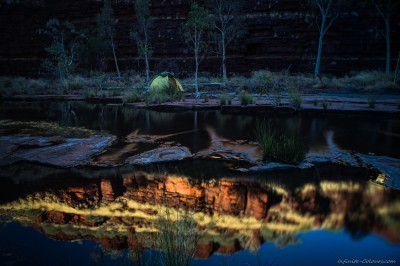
[{"left": 148, "top": 72, "right": 184, "bottom": 93}]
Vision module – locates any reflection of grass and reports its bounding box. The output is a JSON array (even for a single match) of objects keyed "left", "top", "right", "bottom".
[
  {"left": 156, "top": 206, "right": 197, "bottom": 266},
  {"left": 254, "top": 120, "right": 306, "bottom": 164}
]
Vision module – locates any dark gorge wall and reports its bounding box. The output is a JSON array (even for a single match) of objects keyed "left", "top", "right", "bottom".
[{"left": 0, "top": 0, "right": 399, "bottom": 76}]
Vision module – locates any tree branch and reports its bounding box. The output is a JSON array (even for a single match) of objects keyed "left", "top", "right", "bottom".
[
  {"left": 323, "top": 11, "right": 340, "bottom": 35},
  {"left": 373, "top": 0, "right": 386, "bottom": 20}
]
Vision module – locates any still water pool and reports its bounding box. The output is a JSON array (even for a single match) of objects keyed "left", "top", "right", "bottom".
[{"left": 0, "top": 101, "right": 399, "bottom": 266}]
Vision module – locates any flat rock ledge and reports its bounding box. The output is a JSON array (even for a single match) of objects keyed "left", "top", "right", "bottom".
[
  {"left": 125, "top": 147, "right": 192, "bottom": 165},
  {"left": 0, "top": 135, "right": 114, "bottom": 168}
]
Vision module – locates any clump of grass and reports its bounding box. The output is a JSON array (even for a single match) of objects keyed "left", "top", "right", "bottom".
[
  {"left": 288, "top": 89, "right": 302, "bottom": 109},
  {"left": 273, "top": 90, "right": 282, "bottom": 106},
  {"left": 252, "top": 70, "right": 273, "bottom": 95},
  {"left": 124, "top": 89, "right": 143, "bottom": 103},
  {"left": 144, "top": 89, "right": 183, "bottom": 105},
  {"left": 227, "top": 76, "right": 249, "bottom": 89},
  {"left": 219, "top": 94, "right": 232, "bottom": 105},
  {"left": 321, "top": 97, "right": 328, "bottom": 110},
  {"left": 254, "top": 120, "right": 306, "bottom": 164},
  {"left": 367, "top": 97, "right": 376, "bottom": 109},
  {"left": 239, "top": 90, "right": 254, "bottom": 105},
  {"left": 349, "top": 71, "right": 392, "bottom": 86},
  {"left": 203, "top": 93, "right": 209, "bottom": 103},
  {"left": 84, "top": 90, "right": 96, "bottom": 98}
]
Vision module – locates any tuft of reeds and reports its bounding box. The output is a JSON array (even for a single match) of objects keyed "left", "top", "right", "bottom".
[
  {"left": 254, "top": 120, "right": 306, "bottom": 164},
  {"left": 288, "top": 89, "right": 302, "bottom": 109}
]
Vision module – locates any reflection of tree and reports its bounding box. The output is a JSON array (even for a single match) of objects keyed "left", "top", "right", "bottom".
[
  {"left": 344, "top": 190, "right": 374, "bottom": 240},
  {"left": 61, "top": 102, "right": 78, "bottom": 127}
]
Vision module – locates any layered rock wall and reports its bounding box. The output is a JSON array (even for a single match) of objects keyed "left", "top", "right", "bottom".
[{"left": 0, "top": 0, "right": 399, "bottom": 76}]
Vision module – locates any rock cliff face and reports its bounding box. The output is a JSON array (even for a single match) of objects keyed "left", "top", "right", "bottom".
[{"left": 0, "top": 0, "right": 399, "bottom": 76}]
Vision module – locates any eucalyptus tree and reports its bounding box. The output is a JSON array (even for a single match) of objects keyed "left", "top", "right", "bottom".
[
  {"left": 182, "top": 2, "right": 210, "bottom": 97},
  {"left": 40, "top": 19, "right": 82, "bottom": 80},
  {"left": 308, "top": 0, "right": 349, "bottom": 78},
  {"left": 207, "top": 0, "right": 245, "bottom": 84},
  {"left": 372, "top": 0, "right": 400, "bottom": 73},
  {"left": 98, "top": 0, "right": 121, "bottom": 78},
  {"left": 131, "top": 0, "right": 153, "bottom": 86}
]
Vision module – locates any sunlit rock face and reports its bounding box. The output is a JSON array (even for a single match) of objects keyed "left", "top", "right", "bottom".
[
  {"left": 1, "top": 0, "right": 398, "bottom": 76},
  {"left": 0, "top": 169, "right": 399, "bottom": 258}
]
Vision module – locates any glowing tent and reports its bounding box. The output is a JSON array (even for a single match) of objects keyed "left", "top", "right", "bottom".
[{"left": 148, "top": 72, "right": 184, "bottom": 94}]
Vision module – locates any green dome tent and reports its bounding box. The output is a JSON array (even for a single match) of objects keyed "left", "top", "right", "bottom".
[{"left": 148, "top": 72, "right": 184, "bottom": 94}]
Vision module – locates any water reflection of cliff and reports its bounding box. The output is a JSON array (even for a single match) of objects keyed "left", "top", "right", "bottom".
[{"left": 0, "top": 170, "right": 399, "bottom": 258}]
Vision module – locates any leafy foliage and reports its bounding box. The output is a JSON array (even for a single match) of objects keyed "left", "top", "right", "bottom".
[
  {"left": 39, "top": 19, "right": 83, "bottom": 80},
  {"left": 97, "top": 0, "right": 121, "bottom": 77}
]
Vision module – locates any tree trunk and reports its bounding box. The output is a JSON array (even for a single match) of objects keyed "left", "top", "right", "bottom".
[
  {"left": 110, "top": 36, "right": 121, "bottom": 78},
  {"left": 314, "top": 16, "right": 326, "bottom": 78},
  {"left": 145, "top": 53, "right": 150, "bottom": 87},
  {"left": 385, "top": 18, "right": 391, "bottom": 74},
  {"left": 194, "top": 47, "right": 199, "bottom": 97},
  {"left": 221, "top": 32, "right": 227, "bottom": 85},
  {"left": 144, "top": 31, "right": 150, "bottom": 87},
  {"left": 394, "top": 51, "right": 400, "bottom": 84}
]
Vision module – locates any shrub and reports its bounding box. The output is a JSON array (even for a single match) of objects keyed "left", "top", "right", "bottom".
[
  {"left": 227, "top": 76, "right": 249, "bottom": 89},
  {"left": 11, "top": 77, "right": 29, "bottom": 91},
  {"left": 84, "top": 90, "right": 96, "bottom": 98},
  {"left": 239, "top": 90, "right": 253, "bottom": 105},
  {"left": 254, "top": 120, "right": 306, "bottom": 164},
  {"left": 349, "top": 71, "right": 392, "bottom": 86},
  {"left": 252, "top": 70, "right": 273, "bottom": 95},
  {"left": 64, "top": 76, "right": 94, "bottom": 91},
  {"left": 288, "top": 89, "right": 302, "bottom": 109}
]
